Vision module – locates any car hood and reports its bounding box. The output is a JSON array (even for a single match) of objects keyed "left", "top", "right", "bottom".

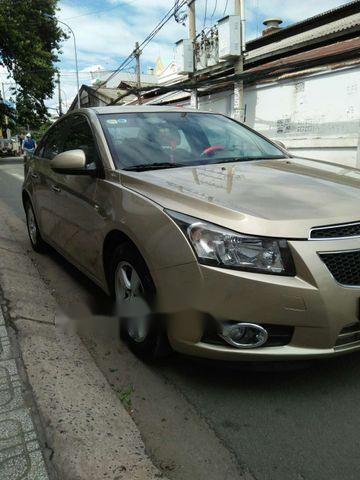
[{"left": 120, "top": 157, "right": 360, "bottom": 238}]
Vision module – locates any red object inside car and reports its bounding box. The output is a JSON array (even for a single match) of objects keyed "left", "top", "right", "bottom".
[{"left": 201, "top": 145, "right": 225, "bottom": 156}]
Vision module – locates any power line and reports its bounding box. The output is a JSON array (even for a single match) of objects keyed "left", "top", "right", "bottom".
[
  {"left": 174, "top": 0, "right": 187, "bottom": 25},
  {"left": 140, "top": 0, "right": 188, "bottom": 50},
  {"left": 222, "top": 0, "right": 229, "bottom": 17},
  {"left": 61, "top": 0, "right": 137, "bottom": 21},
  {"left": 210, "top": 0, "right": 218, "bottom": 22},
  {"left": 255, "top": 0, "right": 260, "bottom": 36},
  {"left": 203, "top": 0, "right": 208, "bottom": 27},
  {"left": 98, "top": 0, "right": 188, "bottom": 89}
]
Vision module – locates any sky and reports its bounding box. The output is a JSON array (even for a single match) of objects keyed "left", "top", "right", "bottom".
[{"left": 0, "top": 0, "right": 354, "bottom": 113}]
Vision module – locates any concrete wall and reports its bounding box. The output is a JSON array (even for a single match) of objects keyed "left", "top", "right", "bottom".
[{"left": 245, "top": 66, "right": 360, "bottom": 168}]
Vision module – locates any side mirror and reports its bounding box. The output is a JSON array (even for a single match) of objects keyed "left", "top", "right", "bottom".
[
  {"left": 51, "top": 149, "right": 96, "bottom": 176},
  {"left": 274, "top": 140, "right": 286, "bottom": 150}
]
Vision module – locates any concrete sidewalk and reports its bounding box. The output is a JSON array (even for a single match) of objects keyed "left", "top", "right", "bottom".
[{"left": 0, "top": 197, "right": 164, "bottom": 479}]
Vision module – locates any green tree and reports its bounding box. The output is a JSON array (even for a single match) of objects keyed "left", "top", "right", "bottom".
[{"left": 0, "top": 0, "right": 66, "bottom": 129}]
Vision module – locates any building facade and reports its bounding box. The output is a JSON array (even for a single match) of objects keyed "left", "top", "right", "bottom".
[{"left": 137, "top": 1, "right": 360, "bottom": 168}]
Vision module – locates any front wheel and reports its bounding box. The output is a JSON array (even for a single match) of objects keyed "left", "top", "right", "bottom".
[{"left": 110, "top": 243, "right": 171, "bottom": 360}]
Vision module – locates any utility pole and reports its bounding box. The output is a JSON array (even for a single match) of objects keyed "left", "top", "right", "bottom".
[
  {"left": 233, "top": 0, "right": 245, "bottom": 123},
  {"left": 57, "top": 72, "right": 63, "bottom": 117},
  {"left": 134, "top": 42, "right": 142, "bottom": 105},
  {"left": 188, "top": 0, "right": 198, "bottom": 109},
  {"left": 1, "top": 82, "right": 10, "bottom": 139}
]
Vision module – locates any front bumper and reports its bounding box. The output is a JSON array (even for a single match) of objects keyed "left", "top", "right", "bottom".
[{"left": 154, "top": 237, "right": 360, "bottom": 360}]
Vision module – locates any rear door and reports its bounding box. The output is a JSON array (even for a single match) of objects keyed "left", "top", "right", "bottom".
[{"left": 50, "top": 114, "right": 103, "bottom": 276}]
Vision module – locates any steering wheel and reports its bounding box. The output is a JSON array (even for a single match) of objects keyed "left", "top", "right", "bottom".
[{"left": 200, "top": 145, "right": 226, "bottom": 157}]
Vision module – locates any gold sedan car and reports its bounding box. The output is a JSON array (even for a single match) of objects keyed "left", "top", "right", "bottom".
[{"left": 22, "top": 106, "right": 360, "bottom": 361}]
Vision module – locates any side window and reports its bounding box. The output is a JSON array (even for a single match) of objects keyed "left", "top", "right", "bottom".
[
  {"left": 34, "top": 137, "right": 45, "bottom": 157},
  {"left": 42, "top": 122, "right": 66, "bottom": 160},
  {"left": 62, "top": 116, "right": 99, "bottom": 166}
]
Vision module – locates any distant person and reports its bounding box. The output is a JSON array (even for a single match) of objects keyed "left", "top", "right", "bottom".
[
  {"left": 18, "top": 134, "right": 24, "bottom": 155},
  {"left": 22, "top": 133, "right": 36, "bottom": 157}
]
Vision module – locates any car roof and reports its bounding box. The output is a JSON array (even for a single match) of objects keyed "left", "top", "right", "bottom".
[{"left": 86, "top": 105, "right": 216, "bottom": 115}]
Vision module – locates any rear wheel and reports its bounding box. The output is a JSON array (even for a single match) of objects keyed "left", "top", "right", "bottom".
[
  {"left": 110, "top": 243, "right": 171, "bottom": 360},
  {"left": 25, "top": 200, "right": 47, "bottom": 253}
]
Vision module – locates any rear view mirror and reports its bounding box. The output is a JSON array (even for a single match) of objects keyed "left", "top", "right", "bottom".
[{"left": 51, "top": 149, "right": 96, "bottom": 176}]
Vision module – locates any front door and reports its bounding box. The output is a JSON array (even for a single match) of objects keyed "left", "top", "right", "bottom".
[{"left": 50, "top": 114, "right": 103, "bottom": 277}]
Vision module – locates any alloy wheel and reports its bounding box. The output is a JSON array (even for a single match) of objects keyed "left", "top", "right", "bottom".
[
  {"left": 26, "top": 205, "right": 37, "bottom": 245},
  {"left": 115, "top": 261, "right": 150, "bottom": 343}
]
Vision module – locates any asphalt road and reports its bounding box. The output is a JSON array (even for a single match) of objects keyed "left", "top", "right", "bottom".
[{"left": 2, "top": 157, "right": 360, "bottom": 480}]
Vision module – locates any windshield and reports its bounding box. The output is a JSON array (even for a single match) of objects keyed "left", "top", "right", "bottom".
[{"left": 99, "top": 111, "right": 286, "bottom": 171}]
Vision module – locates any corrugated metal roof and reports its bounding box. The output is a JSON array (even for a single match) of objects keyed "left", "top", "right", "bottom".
[
  {"left": 247, "top": 12, "right": 360, "bottom": 61},
  {"left": 95, "top": 88, "right": 121, "bottom": 100},
  {"left": 106, "top": 72, "right": 158, "bottom": 89},
  {"left": 247, "top": 36, "right": 360, "bottom": 74},
  {"left": 145, "top": 91, "right": 189, "bottom": 105},
  {"left": 247, "top": 0, "right": 360, "bottom": 49}
]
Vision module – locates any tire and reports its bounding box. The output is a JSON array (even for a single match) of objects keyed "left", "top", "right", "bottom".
[
  {"left": 109, "top": 242, "right": 171, "bottom": 360},
  {"left": 24, "top": 199, "right": 47, "bottom": 253}
]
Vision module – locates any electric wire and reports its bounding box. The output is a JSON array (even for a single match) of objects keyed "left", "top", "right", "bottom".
[
  {"left": 174, "top": 0, "right": 187, "bottom": 25},
  {"left": 105, "top": 2, "right": 188, "bottom": 84},
  {"left": 255, "top": 0, "right": 260, "bottom": 36},
  {"left": 61, "top": 0, "right": 137, "bottom": 21},
  {"left": 98, "top": 0, "right": 188, "bottom": 89},
  {"left": 203, "top": 0, "right": 208, "bottom": 27},
  {"left": 210, "top": 0, "right": 218, "bottom": 22},
  {"left": 222, "top": 0, "right": 229, "bottom": 17}
]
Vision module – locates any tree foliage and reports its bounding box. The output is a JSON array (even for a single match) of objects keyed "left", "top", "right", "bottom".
[{"left": 0, "top": 0, "right": 66, "bottom": 128}]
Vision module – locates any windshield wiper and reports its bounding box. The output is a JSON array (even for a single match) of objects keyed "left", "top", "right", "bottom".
[
  {"left": 206, "top": 155, "right": 286, "bottom": 164},
  {"left": 123, "top": 162, "right": 185, "bottom": 172}
]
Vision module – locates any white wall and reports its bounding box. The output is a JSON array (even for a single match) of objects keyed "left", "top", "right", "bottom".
[
  {"left": 197, "top": 91, "right": 233, "bottom": 115},
  {"left": 245, "top": 66, "right": 360, "bottom": 168}
]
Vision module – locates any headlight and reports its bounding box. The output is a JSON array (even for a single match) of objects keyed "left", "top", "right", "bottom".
[{"left": 166, "top": 210, "right": 295, "bottom": 276}]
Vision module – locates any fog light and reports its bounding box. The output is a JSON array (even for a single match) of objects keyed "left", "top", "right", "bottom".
[{"left": 220, "top": 322, "right": 268, "bottom": 349}]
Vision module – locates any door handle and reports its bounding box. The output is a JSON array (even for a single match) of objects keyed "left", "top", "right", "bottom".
[
  {"left": 31, "top": 172, "right": 39, "bottom": 179},
  {"left": 51, "top": 184, "right": 61, "bottom": 193}
]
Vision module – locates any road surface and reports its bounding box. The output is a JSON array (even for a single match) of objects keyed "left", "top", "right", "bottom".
[{"left": 1, "top": 157, "right": 360, "bottom": 480}]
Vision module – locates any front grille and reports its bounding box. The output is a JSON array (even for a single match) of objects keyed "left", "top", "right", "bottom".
[
  {"left": 310, "top": 221, "right": 360, "bottom": 239},
  {"left": 336, "top": 323, "right": 360, "bottom": 348},
  {"left": 202, "top": 318, "right": 294, "bottom": 348},
  {"left": 319, "top": 250, "right": 360, "bottom": 286}
]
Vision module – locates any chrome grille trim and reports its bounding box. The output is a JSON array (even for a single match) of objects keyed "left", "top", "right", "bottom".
[
  {"left": 335, "top": 339, "right": 360, "bottom": 351},
  {"left": 309, "top": 221, "right": 360, "bottom": 240},
  {"left": 335, "top": 323, "right": 360, "bottom": 349}
]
